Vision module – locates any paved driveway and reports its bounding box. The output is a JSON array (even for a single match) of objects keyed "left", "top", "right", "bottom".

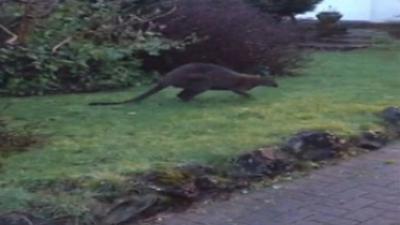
[{"left": 146, "top": 142, "right": 400, "bottom": 225}]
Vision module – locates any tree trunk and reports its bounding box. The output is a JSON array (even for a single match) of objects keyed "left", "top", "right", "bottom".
[
  {"left": 289, "top": 14, "right": 297, "bottom": 24},
  {"left": 17, "top": 3, "right": 35, "bottom": 45}
]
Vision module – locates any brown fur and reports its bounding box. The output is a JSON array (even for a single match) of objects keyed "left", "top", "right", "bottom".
[{"left": 89, "top": 63, "right": 278, "bottom": 105}]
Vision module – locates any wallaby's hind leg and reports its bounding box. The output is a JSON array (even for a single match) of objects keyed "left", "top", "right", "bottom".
[
  {"left": 177, "top": 89, "right": 207, "bottom": 102},
  {"left": 233, "top": 90, "right": 252, "bottom": 98}
]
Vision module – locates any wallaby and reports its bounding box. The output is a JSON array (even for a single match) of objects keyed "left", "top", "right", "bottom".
[{"left": 89, "top": 63, "right": 278, "bottom": 105}]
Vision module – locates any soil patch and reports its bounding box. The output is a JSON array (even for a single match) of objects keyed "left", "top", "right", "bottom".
[{"left": 0, "top": 118, "right": 38, "bottom": 157}]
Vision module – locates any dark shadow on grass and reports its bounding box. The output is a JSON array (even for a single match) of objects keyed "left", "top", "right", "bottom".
[{"left": 97, "top": 90, "right": 280, "bottom": 109}]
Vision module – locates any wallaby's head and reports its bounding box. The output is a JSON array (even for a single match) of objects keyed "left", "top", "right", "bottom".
[{"left": 257, "top": 76, "right": 279, "bottom": 88}]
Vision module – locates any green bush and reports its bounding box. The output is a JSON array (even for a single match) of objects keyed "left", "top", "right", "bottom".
[
  {"left": 0, "top": 0, "right": 187, "bottom": 96},
  {"left": 1, "top": 43, "right": 145, "bottom": 96}
]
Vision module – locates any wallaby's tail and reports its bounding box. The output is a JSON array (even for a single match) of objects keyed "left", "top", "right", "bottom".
[{"left": 89, "top": 83, "right": 166, "bottom": 106}]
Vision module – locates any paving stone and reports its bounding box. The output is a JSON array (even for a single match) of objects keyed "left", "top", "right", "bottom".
[
  {"left": 371, "top": 202, "right": 400, "bottom": 212},
  {"left": 279, "top": 208, "right": 314, "bottom": 223},
  {"left": 382, "top": 211, "right": 400, "bottom": 220},
  {"left": 339, "top": 198, "right": 375, "bottom": 210},
  {"left": 307, "top": 214, "right": 359, "bottom": 225},
  {"left": 234, "top": 210, "right": 282, "bottom": 225},
  {"left": 364, "top": 193, "right": 400, "bottom": 204},
  {"left": 343, "top": 207, "right": 385, "bottom": 222},
  {"left": 292, "top": 221, "right": 324, "bottom": 225},
  {"left": 362, "top": 217, "right": 400, "bottom": 225},
  {"left": 309, "top": 204, "right": 349, "bottom": 217}
]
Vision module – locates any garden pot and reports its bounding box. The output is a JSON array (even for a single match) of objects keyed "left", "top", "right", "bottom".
[{"left": 317, "top": 11, "right": 343, "bottom": 24}]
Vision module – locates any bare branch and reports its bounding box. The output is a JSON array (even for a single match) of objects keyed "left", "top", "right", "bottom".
[
  {"left": 112, "top": 5, "right": 177, "bottom": 31},
  {"left": 0, "top": 24, "right": 18, "bottom": 45},
  {"left": 138, "top": 6, "right": 177, "bottom": 23},
  {"left": 52, "top": 36, "right": 72, "bottom": 53}
]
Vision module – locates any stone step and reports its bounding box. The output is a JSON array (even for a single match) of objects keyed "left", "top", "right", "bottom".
[
  {"left": 298, "top": 42, "right": 370, "bottom": 51},
  {"left": 318, "top": 37, "right": 372, "bottom": 45},
  {"left": 299, "top": 28, "right": 386, "bottom": 51},
  {"left": 326, "top": 34, "right": 373, "bottom": 40},
  {"left": 346, "top": 30, "right": 387, "bottom": 38}
]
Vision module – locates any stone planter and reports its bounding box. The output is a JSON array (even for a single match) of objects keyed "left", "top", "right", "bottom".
[
  {"left": 316, "top": 11, "right": 346, "bottom": 37},
  {"left": 317, "top": 11, "right": 343, "bottom": 24}
]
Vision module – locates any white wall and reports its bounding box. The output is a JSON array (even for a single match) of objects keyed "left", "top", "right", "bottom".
[
  {"left": 299, "top": 0, "right": 400, "bottom": 22},
  {"left": 371, "top": 0, "right": 400, "bottom": 22}
]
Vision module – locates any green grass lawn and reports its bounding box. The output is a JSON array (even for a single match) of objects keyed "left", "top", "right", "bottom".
[{"left": 1, "top": 46, "right": 399, "bottom": 212}]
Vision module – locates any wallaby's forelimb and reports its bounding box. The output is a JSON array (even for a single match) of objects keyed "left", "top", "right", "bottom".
[
  {"left": 233, "top": 90, "right": 251, "bottom": 98},
  {"left": 89, "top": 84, "right": 165, "bottom": 106}
]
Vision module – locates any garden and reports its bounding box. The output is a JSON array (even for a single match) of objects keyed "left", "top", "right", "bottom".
[{"left": 0, "top": 0, "right": 399, "bottom": 225}]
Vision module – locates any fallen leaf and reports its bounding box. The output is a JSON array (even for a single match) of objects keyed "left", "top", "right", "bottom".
[{"left": 384, "top": 160, "right": 397, "bottom": 165}]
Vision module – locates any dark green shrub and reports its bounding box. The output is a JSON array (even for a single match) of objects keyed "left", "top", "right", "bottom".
[{"left": 143, "top": 0, "right": 303, "bottom": 75}]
